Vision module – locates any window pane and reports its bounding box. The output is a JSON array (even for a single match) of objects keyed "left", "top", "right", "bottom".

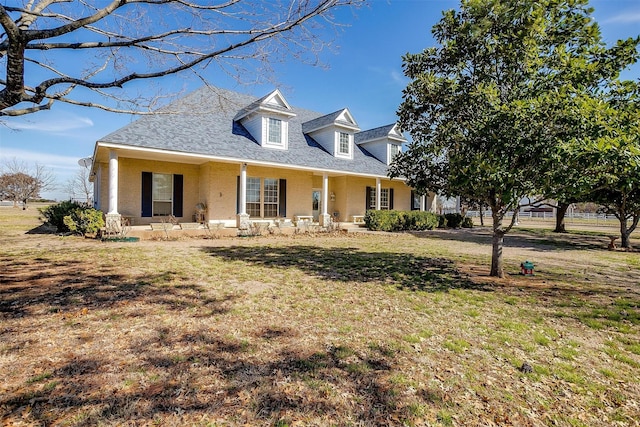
[
  {"left": 412, "top": 193, "right": 421, "bottom": 210},
  {"left": 268, "top": 118, "right": 282, "bottom": 144},
  {"left": 263, "top": 178, "right": 278, "bottom": 217},
  {"left": 380, "top": 188, "right": 389, "bottom": 210},
  {"left": 369, "top": 189, "right": 376, "bottom": 210},
  {"left": 246, "top": 177, "right": 260, "bottom": 203},
  {"left": 390, "top": 144, "right": 401, "bottom": 159},
  {"left": 263, "top": 204, "right": 278, "bottom": 218},
  {"left": 246, "top": 177, "right": 261, "bottom": 216},
  {"left": 153, "top": 173, "right": 172, "bottom": 201},
  {"left": 153, "top": 201, "right": 172, "bottom": 216},
  {"left": 369, "top": 188, "right": 390, "bottom": 210},
  {"left": 247, "top": 203, "right": 260, "bottom": 217},
  {"left": 339, "top": 132, "right": 350, "bottom": 154},
  {"left": 263, "top": 179, "right": 278, "bottom": 204}
]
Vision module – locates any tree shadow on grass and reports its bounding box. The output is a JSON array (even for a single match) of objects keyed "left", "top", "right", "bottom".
[
  {"left": 1, "top": 330, "right": 413, "bottom": 426},
  {"left": 410, "top": 227, "right": 614, "bottom": 251},
  {"left": 0, "top": 255, "right": 236, "bottom": 319},
  {"left": 201, "top": 244, "right": 486, "bottom": 293}
]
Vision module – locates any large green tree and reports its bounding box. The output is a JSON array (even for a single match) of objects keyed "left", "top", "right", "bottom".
[
  {"left": 390, "top": 0, "right": 638, "bottom": 277},
  {"left": 581, "top": 81, "right": 640, "bottom": 248}
]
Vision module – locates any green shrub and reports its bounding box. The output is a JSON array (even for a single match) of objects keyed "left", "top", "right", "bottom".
[
  {"left": 403, "top": 211, "right": 439, "bottom": 230},
  {"left": 364, "top": 210, "right": 438, "bottom": 232},
  {"left": 39, "top": 201, "right": 85, "bottom": 232},
  {"left": 364, "top": 210, "right": 396, "bottom": 232},
  {"left": 461, "top": 217, "right": 474, "bottom": 228},
  {"left": 438, "top": 215, "right": 448, "bottom": 229},
  {"left": 63, "top": 208, "right": 105, "bottom": 236},
  {"left": 40, "top": 201, "right": 104, "bottom": 234},
  {"left": 444, "top": 213, "right": 465, "bottom": 228}
]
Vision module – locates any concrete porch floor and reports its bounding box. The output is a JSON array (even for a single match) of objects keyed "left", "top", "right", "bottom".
[{"left": 118, "top": 221, "right": 367, "bottom": 240}]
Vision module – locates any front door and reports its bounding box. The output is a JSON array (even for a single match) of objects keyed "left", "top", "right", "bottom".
[{"left": 312, "top": 190, "right": 321, "bottom": 220}]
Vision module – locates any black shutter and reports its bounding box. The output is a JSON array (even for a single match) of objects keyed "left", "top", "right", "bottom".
[
  {"left": 279, "top": 179, "right": 287, "bottom": 217},
  {"left": 236, "top": 176, "right": 240, "bottom": 214},
  {"left": 141, "top": 172, "right": 152, "bottom": 217},
  {"left": 173, "top": 174, "right": 183, "bottom": 217},
  {"left": 365, "top": 186, "right": 372, "bottom": 211},
  {"left": 410, "top": 190, "right": 417, "bottom": 210},
  {"left": 389, "top": 188, "right": 394, "bottom": 210}
]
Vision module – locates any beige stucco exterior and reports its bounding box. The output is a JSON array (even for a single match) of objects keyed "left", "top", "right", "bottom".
[{"left": 94, "top": 152, "right": 425, "bottom": 226}]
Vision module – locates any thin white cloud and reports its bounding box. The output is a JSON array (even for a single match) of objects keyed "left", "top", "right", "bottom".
[
  {"left": 4, "top": 114, "right": 94, "bottom": 133},
  {"left": 390, "top": 69, "right": 408, "bottom": 86},
  {"left": 604, "top": 11, "right": 640, "bottom": 24},
  {"left": 0, "top": 147, "right": 92, "bottom": 201},
  {"left": 365, "top": 66, "right": 408, "bottom": 87},
  {"left": 0, "top": 147, "right": 84, "bottom": 172}
]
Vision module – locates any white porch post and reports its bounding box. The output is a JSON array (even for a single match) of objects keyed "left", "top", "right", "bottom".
[
  {"left": 93, "top": 164, "right": 101, "bottom": 210},
  {"left": 237, "top": 163, "right": 250, "bottom": 228},
  {"left": 427, "top": 193, "right": 437, "bottom": 212},
  {"left": 420, "top": 195, "right": 426, "bottom": 211},
  {"left": 108, "top": 150, "right": 118, "bottom": 214},
  {"left": 375, "top": 178, "right": 381, "bottom": 210},
  {"left": 105, "top": 150, "right": 122, "bottom": 232},
  {"left": 319, "top": 173, "right": 331, "bottom": 226}
]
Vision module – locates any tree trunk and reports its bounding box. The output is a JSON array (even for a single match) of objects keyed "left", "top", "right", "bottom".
[
  {"left": 490, "top": 212, "right": 505, "bottom": 277},
  {"left": 479, "top": 205, "right": 484, "bottom": 226},
  {"left": 620, "top": 219, "right": 631, "bottom": 249},
  {"left": 554, "top": 203, "right": 569, "bottom": 233}
]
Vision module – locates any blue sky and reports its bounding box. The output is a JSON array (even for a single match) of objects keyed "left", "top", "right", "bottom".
[{"left": 1, "top": 0, "right": 639, "bottom": 200}]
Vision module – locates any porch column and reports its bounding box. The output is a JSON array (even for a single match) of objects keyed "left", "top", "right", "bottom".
[
  {"left": 375, "top": 178, "right": 381, "bottom": 210},
  {"left": 420, "top": 195, "right": 426, "bottom": 211},
  {"left": 427, "top": 193, "right": 437, "bottom": 212},
  {"left": 236, "top": 163, "right": 250, "bottom": 228},
  {"left": 319, "top": 173, "right": 331, "bottom": 227},
  {"left": 105, "top": 150, "right": 122, "bottom": 232},
  {"left": 108, "top": 150, "right": 118, "bottom": 214},
  {"left": 93, "top": 164, "right": 102, "bottom": 210}
]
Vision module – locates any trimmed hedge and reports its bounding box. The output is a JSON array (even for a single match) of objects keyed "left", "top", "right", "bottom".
[
  {"left": 364, "top": 210, "right": 439, "bottom": 232},
  {"left": 364, "top": 210, "right": 473, "bottom": 231}
]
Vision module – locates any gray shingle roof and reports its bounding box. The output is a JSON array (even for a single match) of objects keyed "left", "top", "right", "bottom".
[
  {"left": 300, "top": 109, "right": 358, "bottom": 133},
  {"left": 98, "top": 86, "right": 392, "bottom": 176},
  {"left": 355, "top": 124, "right": 401, "bottom": 144}
]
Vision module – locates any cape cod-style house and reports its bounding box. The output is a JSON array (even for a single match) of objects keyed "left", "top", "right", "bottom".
[{"left": 89, "top": 86, "right": 435, "bottom": 229}]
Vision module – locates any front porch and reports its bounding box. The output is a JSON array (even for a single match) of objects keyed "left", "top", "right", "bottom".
[{"left": 112, "top": 218, "right": 367, "bottom": 240}]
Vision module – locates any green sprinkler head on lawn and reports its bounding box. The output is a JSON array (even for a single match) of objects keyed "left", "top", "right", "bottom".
[{"left": 520, "top": 260, "right": 535, "bottom": 276}]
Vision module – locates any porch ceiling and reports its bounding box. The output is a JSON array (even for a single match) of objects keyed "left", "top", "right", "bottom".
[
  {"left": 94, "top": 144, "right": 212, "bottom": 166},
  {"left": 93, "top": 143, "right": 397, "bottom": 180}
]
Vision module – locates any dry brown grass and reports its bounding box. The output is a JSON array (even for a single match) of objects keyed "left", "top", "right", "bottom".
[{"left": 1, "top": 206, "right": 639, "bottom": 426}]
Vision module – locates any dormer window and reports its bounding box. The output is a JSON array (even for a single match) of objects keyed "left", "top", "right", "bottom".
[
  {"left": 389, "top": 143, "right": 401, "bottom": 160},
  {"left": 355, "top": 124, "right": 408, "bottom": 165},
  {"left": 338, "top": 132, "right": 351, "bottom": 155},
  {"left": 302, "top": 108, "right": 359, "bottom": 159},
  {"left": 268, "top": 118, "right": 282, "bottom": 145},
  {"left": 235, "top": 89, "right": 295, "bottom": 150},
  {"left": 262, "top": 116, "right": 287, "bottom": 149}
]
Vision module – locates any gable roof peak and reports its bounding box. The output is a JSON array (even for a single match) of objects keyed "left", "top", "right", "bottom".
[
  {"left": 301, "top": 107, "right": 360, "bottom": 134},
  {"left": 355, "top": 123, "right": 407, "bottom": 144},
  {"left": 234, "top": 88, "right": 296, "bottom": 121}
]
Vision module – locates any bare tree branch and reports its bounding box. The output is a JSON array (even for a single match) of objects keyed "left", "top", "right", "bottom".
[{"left": 1, "top": 0, "right": 364, "bottom": 116}]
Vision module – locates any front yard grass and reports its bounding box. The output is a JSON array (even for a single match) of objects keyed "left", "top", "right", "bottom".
[{"left": 0, "top": 207, "right": 638, "bottom": 426}]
